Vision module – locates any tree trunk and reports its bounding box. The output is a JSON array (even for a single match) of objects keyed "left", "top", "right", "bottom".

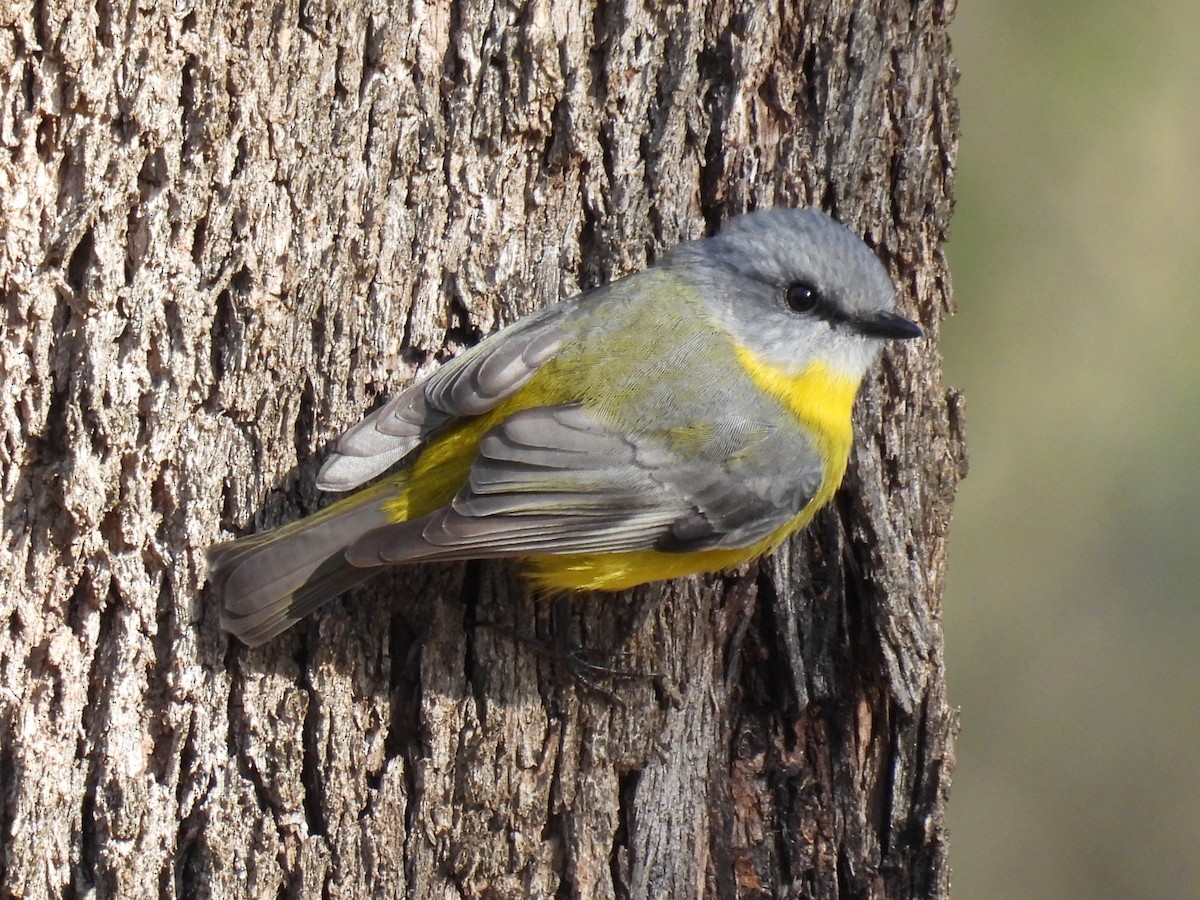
[{"left": 0, "top": 0, "right": 963, "bottom": 897}]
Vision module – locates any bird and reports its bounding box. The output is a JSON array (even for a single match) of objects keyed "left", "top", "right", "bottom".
[{"left": 208, "top": 207, "right": 922, "bottom": 646}]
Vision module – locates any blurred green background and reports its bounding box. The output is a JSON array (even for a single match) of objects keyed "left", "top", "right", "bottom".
[{"left": 944, "top": 1, "right": 1200, "bottom": 897}]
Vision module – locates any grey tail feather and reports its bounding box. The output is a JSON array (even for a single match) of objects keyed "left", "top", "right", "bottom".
[{"left": 208, "top": 485, "right": 393, "bottom": 647}]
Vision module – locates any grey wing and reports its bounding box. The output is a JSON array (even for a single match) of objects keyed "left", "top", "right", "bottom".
[
  {"left": 344, "top": 404, "right": 821, "bottom": 566},
  {"left": 317, "top": 305, "right": 568, "bottom": 492}
]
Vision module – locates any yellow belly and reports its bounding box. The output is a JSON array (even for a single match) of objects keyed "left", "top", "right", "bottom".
[{"left": 522, "top": 533, "right": 802, "bottom": 593}]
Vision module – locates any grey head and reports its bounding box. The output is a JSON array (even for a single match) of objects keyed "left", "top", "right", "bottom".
[{"left": 665, "top": 208, "right": 922, "bottom": 380}]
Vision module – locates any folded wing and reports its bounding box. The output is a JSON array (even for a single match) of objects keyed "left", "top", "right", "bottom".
[{"left": 345, "top": 404, "right": 817, "bottom": 565}]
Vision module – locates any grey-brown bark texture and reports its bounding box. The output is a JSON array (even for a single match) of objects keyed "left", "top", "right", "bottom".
[{"left": 0, "top": 0, "right": 964, "bottom": 897}]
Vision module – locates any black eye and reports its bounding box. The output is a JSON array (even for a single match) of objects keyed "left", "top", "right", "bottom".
[{"left": 785, "top": 281, "right": 822, "bottom": 314}]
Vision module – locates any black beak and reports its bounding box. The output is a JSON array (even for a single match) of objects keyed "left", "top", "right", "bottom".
[{"left": 853, "top": 310, "right": 923, "bottom": 341}]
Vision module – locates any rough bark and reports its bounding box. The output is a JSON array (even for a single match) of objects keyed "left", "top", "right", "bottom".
[{"left": 0, "top": 0, "right": 963, "bottom": 897}]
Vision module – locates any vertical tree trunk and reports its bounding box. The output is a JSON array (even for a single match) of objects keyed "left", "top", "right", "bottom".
[{"left": 0, "top": 1, "right": 963, "bottom": 897}]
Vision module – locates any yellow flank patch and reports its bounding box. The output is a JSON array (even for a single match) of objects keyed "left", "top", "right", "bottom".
[
  {"left": 379, "top": 421, "right": 480, "bottom": 522},
  {"left": 379, "top": 417, "right": 500, "bottom": 523},
  {"left": 379, "top": 368, "right": 574, "bottom": 523}
]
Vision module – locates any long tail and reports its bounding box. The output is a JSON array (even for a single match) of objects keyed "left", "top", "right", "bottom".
[{"left": 207, "top": 482, "right": 395, "bottom": 647}]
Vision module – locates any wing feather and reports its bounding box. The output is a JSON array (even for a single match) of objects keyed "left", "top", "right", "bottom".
[
  {"left": 317, "top": 308, "right": 567, "bottom": 492},
  {"left": 344, "top": 405, "right": 819, "bottom": 567}
]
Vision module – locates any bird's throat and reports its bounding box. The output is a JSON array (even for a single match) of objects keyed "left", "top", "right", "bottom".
[{"left": 732, "top": 345, "right": 858, "bottom": 483}]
